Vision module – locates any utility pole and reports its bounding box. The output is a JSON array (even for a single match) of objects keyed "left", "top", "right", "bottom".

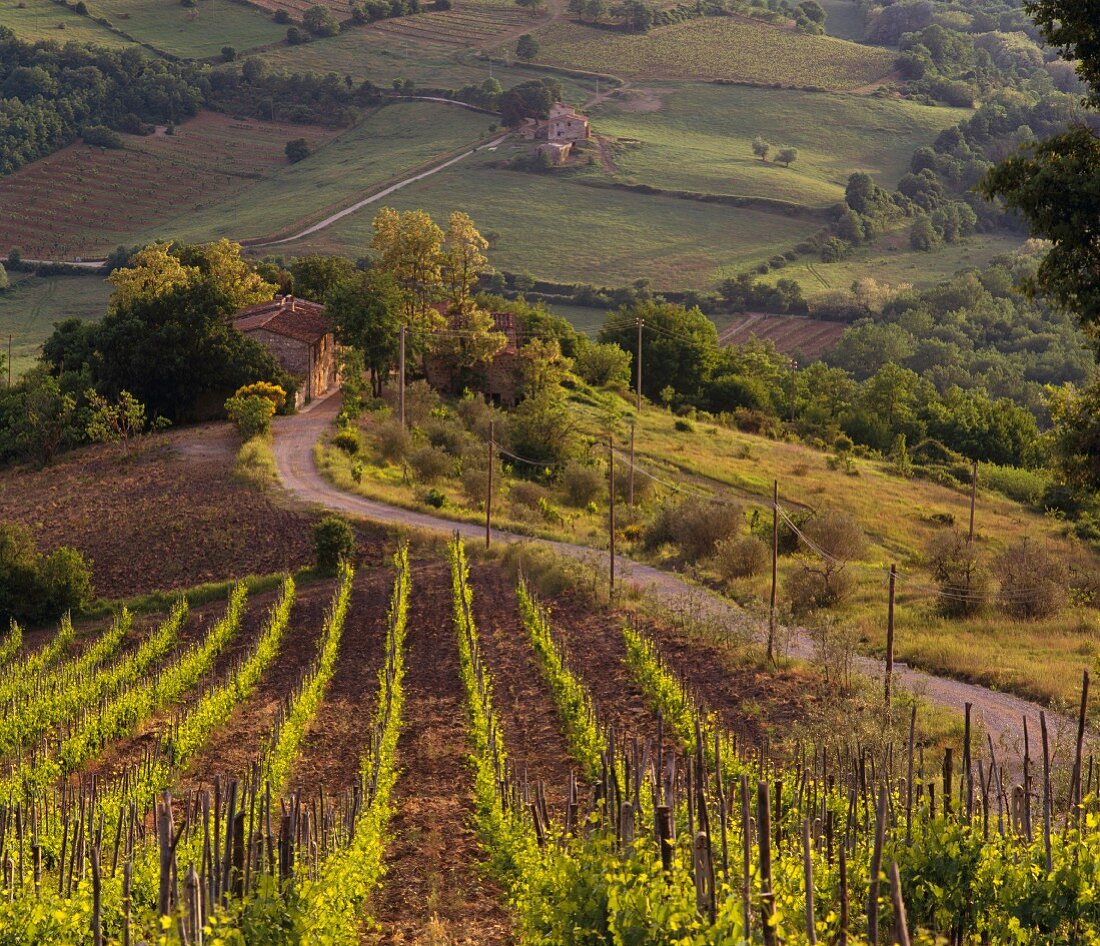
[
  {"left": 768, "top": 479, "right": 778, "bottom": 667},
  {"left": 628, "top": 421, "right": 636, "bottom": 507},
  {"left": 398, "top": 324, "right": 406, "bottom": 428},
  {"left": 885, "top": 563, "right": 897, "bottom": 710},
  {"left": 968, "top": 460, "right": 978, "bottom": 543},
  {"left": 635, "top": 317, "right": 644, "bottom": 413},
  {"left": 608, "top": 434, "right": 616, "bottom": 602},
  {"left": 485, "top": 421, "right": 494, "bottom": 549}
]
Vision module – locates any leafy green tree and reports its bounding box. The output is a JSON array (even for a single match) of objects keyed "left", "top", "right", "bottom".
[
  {"left": 574, "top": 340, "right": 631, "bottom": 388},
  {"left": 302, "top": 4, "right": 341, "bottom": 34},
  {"left": 775, "top": 146, "right": 799, "bottom": 167},
  {"left": 327, "top": 270, "right": 405, "bottom": 396},
  {"left": 751, "top": 136, "right": 770, "bottom": 161},
  {"left": 584, "top": 0, "right": 606, "bottom": 20},
  {"left": 516, "top": 33, "right": 540, "bottom": 60},
  {"left": 18, "top": 367, "right": 77, "bottom": 464},
  {"left": 289, "top": 255, "right": 358, "bottom": 301},
  {"left": 797, "top": 0, "right": 825, "bottom": 23},
  {"left": 825, "top": 321, "right": 916, "bottom": 379},
  {"left": 910, "top": 215, "right": 940, "bottom": 251},
  {"left": 85, "top": 389, "right": 163, "bottom": 455},
  {"left": 598, "top": 301, "right": 719, "bottom": 402},
  {"left": 285, "top": 138, "right": 311, "bottom": 163},
  {"left": 1045, "top": 379, "right": 1100, "bottom": 493}
]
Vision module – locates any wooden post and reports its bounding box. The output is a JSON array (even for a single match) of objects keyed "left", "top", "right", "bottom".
[
  {"left": 740, "top": 775, "right": 751, "bottom": 940},
  {"left": 905, "top": 704, "right": 916, "bottom": 843},
  {"left": 91, "top": 845, "right": 102, "bottom": 946},
  {"left": 889, "top": 861, "right": 912, "bottom": 946},
  {"left": 885, "top": 564, "right": 896, "bottom": 709},
  {"left": 636, "top": 317, "right": 643, "bottom": 412},
  {"left": 757, "top": 782, "right": 776, "bottom": 946},
  {"left": 768, "top": 480, "right": 778, "bottom": 666},
  {"left": 608, "top": 434, "right": 615, "bottom": 602},
  {"left": 867, "top": 784, "right": 887, "bottom": 943},
  {"left": 1071, "top": 670, "right": 1089, "bottom": 820},
  {"left": 398, "top": 324, "right": 406, "bottom": 428},
  {"left": 838, "top": 844, "right": 848, "bottom": 946},
  {"left": 122, "top": 861, "right": 132, "bottom": 946},
  {"left": 802, "top": 818, "right": 817, "bottom": 944},
  {"left": 629, "top": 421, "right": 636, "bottom": 508},
  {"left": 1040, "top": 711, "right": 1052, "bottom": 874},
  {"left": 968, "top": 460, "right": 977, "bottom": 543},
  {"left": 485, "top": 420, "right": 494, "bottom": 549}
]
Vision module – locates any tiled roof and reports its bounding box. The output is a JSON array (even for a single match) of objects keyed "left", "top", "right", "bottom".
[{"left": 234, "top": 297, "right": 331, "bottom": 344}]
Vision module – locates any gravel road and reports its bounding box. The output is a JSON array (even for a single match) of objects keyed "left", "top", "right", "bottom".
[{"left": 273, "top": 393, "right": 1075, "bottom": 761}]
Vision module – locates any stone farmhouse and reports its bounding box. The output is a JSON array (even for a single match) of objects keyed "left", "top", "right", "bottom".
[
  {"left": 234, "top": 296, "right": 339, "bottom": 408},
  {"left": 521, "top": 102, "right": 591, "bottom": 165},
  {"left": 423, "top": 308, "right": 522, "bottom": 406}
]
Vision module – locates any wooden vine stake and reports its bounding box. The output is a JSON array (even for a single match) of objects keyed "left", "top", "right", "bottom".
[
  {"left": 485, "top": 420, "right": 494, "bottom": 549},
  {"left": 802, "top": 817, "right": 817, "bottom": 945},
  {"left": 867, "top": 783, "right": 887, "bottom": 943},
  {"left": 885, "top": 564, "right": 896, "bottom": 709},
  {"left": 608, "top": 433, "right": 616, "bottom": 603},
  {"left": 768, "top": 480, "right": 778, "bottom": 667},
  {"left": 889, "top": 861, "right": 912, "bottom": 946},
  {"left": 757, "top": 781, "right": 776, "bottom": 946}
]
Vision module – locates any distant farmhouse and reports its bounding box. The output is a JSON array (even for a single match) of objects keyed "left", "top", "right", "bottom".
[
  {"left": 234, "top": 296, "right": 339, "bottom": 408},
  {"left": 521, "top": 102, "right": 592, "bottom": 166}
]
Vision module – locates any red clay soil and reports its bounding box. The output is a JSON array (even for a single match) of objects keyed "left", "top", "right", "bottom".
[
  {"left": 287, "top": 568, "right": 394, "bottom": 795},
  {"left": 468, "top": 563, "right": 578, "bottom": 807},
  {"left": 175, "top": 579, "right": 338, "bottom": 792},
  {"left": 363, "top": 560, "right": 512, "bottom": 946},
  {"left": 0, "top": 424, "right": 380, "bottom": 600}
]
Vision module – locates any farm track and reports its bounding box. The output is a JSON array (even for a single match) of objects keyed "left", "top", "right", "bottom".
[
  {"left": 174, "top": 580, "right": 335, "bottom": 792},
  {"left": 468, "top": 564, "right": 577, "bottom": 809},
  {"left": 274, "top": 393, "right": 1074, "bottom": 760},
  {"left": 287, "top": 569, "right": 393, "bottom": 794},
  {"left": 362, "top": 561, "right": 512, "bottom": 946}
]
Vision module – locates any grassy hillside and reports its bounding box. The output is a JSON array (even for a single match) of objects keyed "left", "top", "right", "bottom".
[
  {"left": 0, "top": 0, "right": 138, "bottom": 46},
  {"left": 536, "top": 17, "right": 896, "bottom": 88},
  {"left": 281, "top": 139, "right": 820, "bottom": 287},
  {"left": 81, "top": 0, "right": 285, "bottom": 57},
  {"left": 0, "top": 273, "right": 111, "bottom": 379},
  {"left": 591, "top": 84, "right": 967, "bottom": 207}
]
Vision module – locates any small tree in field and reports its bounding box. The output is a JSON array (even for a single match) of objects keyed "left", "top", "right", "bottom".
[
  {"left": 225, "top": 394, "right": 276, "bottom": 441},
  {"left": 85, "top": 389, "right": 165, "bottom": 456},
  {"left": 751, "top": 136, "right": 770, "bottom": 161},
  {"left": 516, "top": 33, "right": 540, "bottom": 60},
  {"left": 788, "top": 508, "right": 865, "bottom": 612},
  {"left": 927, "top": 529, "right": 989, "bottom": 618},
  {"left": 314, "top": 515, "right": 355, "bottom": 573},
  {"left": 996, "top": 538, "right": 1066, "bottom": 620},
  {"left": 285, "top": 138, "right": 311, "bottom": 163},
  {"left": 776, "top": 147, "right": 799, "bottom": 167}
]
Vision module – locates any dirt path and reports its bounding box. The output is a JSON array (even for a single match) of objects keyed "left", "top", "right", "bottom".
[
  {"left": 363, "top": 561, "right": 511, "bottom": 946},
  {"left": 272, "top": 393, "right": 1071, "bottom": 763}
]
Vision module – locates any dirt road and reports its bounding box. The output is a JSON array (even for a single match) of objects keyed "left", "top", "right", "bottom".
[{"left": 273, "top": 393, "right": 1073, "bottom": 760}]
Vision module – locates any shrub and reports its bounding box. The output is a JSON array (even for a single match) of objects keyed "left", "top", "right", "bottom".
[
  {"left": 423, "top": 488, "right": 447, "bottom": 508},
  {"left": 980, "top": 463, "right": 1050, "bottom": 507},
  {"left": 926, "top": 529, "right": 990, "bottom": 618},
  {"left": 574, "top": 341, "right": 631, "bottom": 389},
  {"left": 787, "top": 509, "right": 866, "bottom": 613},
  {"left": 82, "top": 125, "right": 123, "bottom": 149},
  {"left": 274, "top": 8, "right": 290, "bottom": 21},
  {"left": 788, "top": 565, "right": 855, "bottom": 614},
  {"left": 235, "top": 381, "right": 287, "bottom": 412},
  {"left": 221, "top": 45, "right": 236, "bottom": 61},
  {"left": 460, "top": 456, "right": 498, "bottom": 508},
  {"left": 402, "top": 380, "right": 442, "bottom": 429},
  {"left": 613, "top": 463, "right": 654, "bottom": 505},
  {"left": 425, "top": 420, "right": 471, "bottom": 456},
  {"left": 560, "top": 461, "right": 604, "bottom": 508},
  {"left": 0, "top": 524, "right": 92, "bottom": 624},
  {"left": 285, "top": 138, "right": 311, "bottom": 163},
  {"left": 644, "top": 498, "right": 741, "bottom": 561},
  {"left": 711, "top": 535, "right": 769, "bottom": 581},
  {"left": 375, "top": 418, "right": 412, "bottom": 464},
  {"left": 333, "top": 428, "right": 360, "bottom": 455},
  {"left": 509, "top": 480, "right": 550, "bottom": 511},
  {"left": 456, "top": 392, "right": 495, "bottom": 439},
  {"left": 286, "top": 26, "right": 307, "bottom": 44},
  {"left": 225, "top": 394, "right": 275, "bottom": 441},
  {"left": 674, "top": 419, "right": 695, "bottom": 433},
  {"left": 996, "top": 539, "right": 1067, "bottom": 620},
  {"left": 302, "top": 4, "right": 340, "bottom": 34},
  {"left": 313, "top": 515, "right": 355, "bottom": 573},
  {"left": 409, "top": 445, "right": 451, "bottom": 482}
]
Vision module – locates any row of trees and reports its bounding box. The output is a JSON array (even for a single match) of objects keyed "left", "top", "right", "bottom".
[{"left": 750, "top": 136, "right": 798, "bottom": 167}]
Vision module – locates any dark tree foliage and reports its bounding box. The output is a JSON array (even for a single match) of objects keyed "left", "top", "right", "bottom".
[
  {"left": 1024, "top": 0, "right": 1100, "bottom": 109},
  {"left": 499, "top": 78, "right": 562, "bottom": 127}
]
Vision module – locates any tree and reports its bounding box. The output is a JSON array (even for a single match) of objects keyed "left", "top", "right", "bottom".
[
  {"left": 516, "top": 33, "right": 540, "bottom": 60},
  {"left": 598, "top": 301, "right": 719, "bottom": 402},
  {"left": 797, "top": 0, "right": 825, "bottom": 23},
  {"left": 370, "top": 207, "right": 446, "bottom": 342},
  {"left": 302, "top": 4, "right": 340, "bottom": 34},
  {"left": 429, "top": 305, "right": 507, "bottom": 381},
  {"left": 327, "top": 269, "right": 405, "bottom": 396},
  {"left": 285, "top": 138, "right": 311, "bottom": 163},
  {"left": 288, "top": 255, "right": 358, "bottom": 301},
  {"left": 910, "top": 215, "right": 939, "bottom": 251},
  {"left": 584, "top": 0, "right": 606, "bottom": 20},
  {"left": 441, "top": 211, "right": 489, "bottom": 311},
  {"left": 0, "top": 263, "right": 8, "bottom": 291},
  {"left": 18, "top": 367, "right": 77, "bottom": 465},
  {"left": 751, "top": 136, "right": 770, "bottom": 161},
  {"left": 85, "top": 389, "right": 162, "bottom": 455},
  {"left": 518, "top": 338, "right": 573, "bottom": 397},
  {"left": 314, "top": 515, "right": 355, "bottom": 573},
  {"left": 499, "top": 78, "right": 562, "bottom": 126},
  {"left": 573, "top": 339, "right": 631, "bottom": 387},
  {"left": 1045, "top": 378, "right": 1100, "bottom": 494},
  {"left": 221, "top": 45, "right": 237, "bottom": 61},
  {"left": 775, "top": 146, "right": 798, "bottom": 167}
]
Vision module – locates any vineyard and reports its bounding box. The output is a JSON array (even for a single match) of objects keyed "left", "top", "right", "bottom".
[
  {"left": 0, "top": 113, "right": 337, "bottom": 261},
  {"left": 719, "top": 313, "right": 847, "bottom": 359},
  {"left": 0, "top": 533, "right": 1094, "bottom": 943},
  {"left": 536, "top": 17, "right": 897, "bottom": 88}
]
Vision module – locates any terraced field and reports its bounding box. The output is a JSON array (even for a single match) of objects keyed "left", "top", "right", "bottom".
[
  {"left": 537, "top": 15, "right": 897, "bottom": 88},
  {"left": 0, "top": 112, "right": 338, "bottom": 260}
]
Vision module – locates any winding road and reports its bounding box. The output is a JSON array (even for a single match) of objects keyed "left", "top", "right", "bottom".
[{"left": 273, "top": 392, "right": 1073, "bottom": 760}]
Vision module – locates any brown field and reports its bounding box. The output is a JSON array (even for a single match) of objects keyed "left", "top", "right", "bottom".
[
  {"left": 364, "top": 2, "right": 535, "bottom": 48},
  {"left": 719, "top": 312, "right": 847, "bottom": 358},
  {"left": 0, "top": 112, "right": 337, "bottom": 261}
]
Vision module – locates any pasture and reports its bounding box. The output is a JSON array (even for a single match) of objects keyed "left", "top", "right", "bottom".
[
  {"left": 0, "top": 112, "right": 339, "bottom": 260},
  {"left": 535, "top": 16, "right": 897, "bottom": 88},
  {"left": 279, "top": 142, "right": 821, "bottom": 288},
  {"left": 591, "top": 83, "right": 967, "bottom": 207},
  {"left": 81, "top": 0, "right": 285, "bottom": 57},
  {"left": 0, "top": 0, "right": 137, "bottom": 47},
  {"left": 0, "top": 273, "right": 111, "bottom": 379}
]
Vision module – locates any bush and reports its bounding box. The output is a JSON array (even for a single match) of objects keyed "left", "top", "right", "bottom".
[
  {"left": 285, "top": 138, "right": 311, "bottom": 163},
  {"left": 674, "top": 419, "right": 695, "bottom": 433},
  {"left": 313, "top": 515, "right": 355, "bottom": 573},
  {"left": 711, "top": 535, "right": 769, "bottom": 581},
  {"left": 409, "top": 445, "right": 451, "bottom": 483},
  {"left": 980, "top": 463, "right": 1050, "bottom": 507},
  {"left": 221, "top": 45, "right": 236, "bottom": 61},
  {"left": 423, "top": 488, "right": 447, "bottom": 508},
  {"left": 235, "top": 381, "right": 287, "bottom": 412},
  {"left": 375, "top": 418, "right": 412, "bottom": 464},
  {"left": 302, "top": 3, "right": 340, "bottom": 34},
  {"left": 225, "top": 394, "right": 275, "bottom": 441},
  {"left": 560, "top": 461, "right": 604, "bottom": 508},
  {"left": 81, "top": 124, "right": 123, "bottom": 149},
  {"left": 333, "top": 428, "right": 360, "bottom": 455},
  {"left": 574, "top": 341, "right": 631, "bottom": 388},
  {"left": 644, "top": 498, "right": 741, "bottom": 561},
  {"left": 509, "top": 480, "right": 550, "bottom": 511},
  {"left": 274, "top": 7, "right": 290, "bottom": 21},
  {"left": 787, "top": 509, "right": 866, "bottom": 613},
  {"left": 788, "top": 566, "right": 855, "bottom": 615},
  {"left": 0, "top": 524, "right": 92, "bottom": 624},
  {"left": 614, "top": 463, "right": 654, "bottom": 505},
  {"left": 425, "top": 420, "right": 471, "bottom": 456},
  {"left": 286, "top": 26, "right": 307, "bottom": 43},
  {"left": 402, "top": 380, "right": 442, "bottom": 429},
  {"left": 996, "top": 539, "right": 1067, "bottom": 620},
  {"left": 926, "top": 529, "right": 990, "bottom": 618}
]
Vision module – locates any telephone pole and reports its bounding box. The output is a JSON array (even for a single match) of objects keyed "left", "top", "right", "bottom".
[
  {"left": 635, "top": 317, "right": 644, "bottom": 412},
  {"left": 628, "top": 421, "right": 636, "bottom": 507},
  {"left": 885, "top": 563, "right": 897, "bottom": 709},
  {"left": 485, "top": 421, "right": 494, "bottom": 549},
  {"left": 398, "top": 324, "right": 406, "bottom": 428}
]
